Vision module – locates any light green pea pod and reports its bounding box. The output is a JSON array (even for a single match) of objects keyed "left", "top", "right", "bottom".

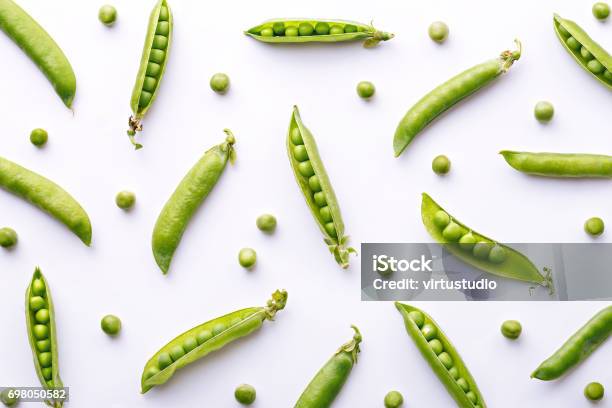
[
  {"left": 141, "top": 289, "right": 288, "bottom": 393},
  {"left": 500, "top": 151, "right": 612, "bottom": 178},
  {"left": 127, "top": 0, "right": 173, "bottom": 149}
]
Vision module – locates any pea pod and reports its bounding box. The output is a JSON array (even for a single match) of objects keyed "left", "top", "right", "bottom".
[
  {"left": 395, "top": 303, "right": 486, "bottom": 408},
  {"left": 393, "top": 40, "right": 521, "bottom": 157},
  {"left": 287, "top": 106, "right": 356, "bottom": 268},
  {"left": 501, "top": 151, "right": 612, "bottom": 178},
  {"left": 245, "top": 19, "right": 393, "bottom": 48},
  {"left": 532, "top": 305, "right": 612, "bottom": 381},
  {"left": 25, "top": 267, "right": 63, "bottom": 408},
  {"left": 0, "top": 156, "right": 92, "bottom": 245},
  {"left": 553, "top": 14, "right": 612, "bottom": 90},
  {"left": 127, "top": 0, "right": 173, "bottom": 149},
  {"left": 421, "top": 193, "right": 553, "bottom": 292},
  {"left": 294, "top": 325, "right": 361, "bottom": 408},
  {"left": 141, "top": 289, "right": 287, "bottom": 393},
  {"left": 0, "top": 0, "right": 76, "bottom": 108},
  {"left": 152, "top": 130, "right": 235, "bottom": 274}
]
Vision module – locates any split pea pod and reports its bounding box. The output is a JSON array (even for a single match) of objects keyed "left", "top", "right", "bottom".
[
  {"left": 421, "top": 193, "right": 553, "bottom": 292},
  {"left": 553, "top": 14, "right": 612, "bottom": 90},
  {"left": 0, "top": 156, "right": 92, "bottom": 245},
  {"left": 501, "top": 151, "right": 612, "bottom": 178},
  {"left": 127, "top": 0, "right": 172, "bottom": 149},
  {"left": 532, "top": 305, "right": 612, "bottom": 381},
  {"left": 26, "top": 267, "right": 64, "bottom": 408},
  {"left": 393, "top": 40, "right": 521, "bottom": 157},
  {"left": 245, "top": 19, "right": 393, "bottom": 48},
  {"left": 287, "top": 106, "right": 356, "bottom": 269},
  {"left": 141, "top": 289, "right": 287, "bottom": 393},
  {"left": 395, "top": 303, "right": 486, "bottom": 408},
  {"left": 293, "top": 325, "right": 362, "bottom": 408},
  {"left": 0, "top": 0, "right": 76, "bottom": 108},
  {"left": 152, "top": 130, "right": 236, "bottom": 274}
]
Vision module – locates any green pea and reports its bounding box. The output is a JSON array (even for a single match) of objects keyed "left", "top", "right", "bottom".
[
  {"left": 488, "top": 245, "right": 507, "bottom": 264},
  {"left": 256, "top": 214, "right": 277, "bottom": 233},
  {"left": 587, "top": 59, "right": 604, "bottom": 74},
  {"left": 298, "top": 22, "right": 314, "bottom": 36},
  {"left": 272, "top": 22, "right": 285, "bottom": 36},
  {"left": 0, "top": 227, "right": 18, "bottom": 248},
  {"left": 557, "top": 24, "right": 570, "bottom": 37},
  {"left": 604, "top": 70, "right": 612, "bottom": 81},
  {"left": 458, "top": 232, "right": 476, "bottom": 251},
  {"left": 212, "top": 323, "right": 226, "bottom": 336},
  {"left": 319, "top": 206, "right": 332, "bottom": 223},
  {"left": 33, "top": 324, "right": 49, "bottom": 340},
  {"left": 429, "top": 338, "right": 444, "bottom": 355},
  {"left": 238, "top": 248, "right": 257, "bottom": 269},
  {"left": 308, "top": 175, "right": 321, "bottom": 192},
  {"left": 169, "top": 345, "right": 185, "bottom": 361},
  {"left": 293, "top": 145, "right": 309, "bottom": 162},
  {"left": 142, "top": 76, "right": 157, "bottom": 92},
  {"left": 35, "top": 308, "right": 50, "bottom": 324},
  {"left": 285, "top": 26, "right": 298, "bottom": 37},
  {"left": 592, "top": 2, "right": 610, "bottom": 20},
  {"left": 0, "top": 388, "right": 18, "bottom": 407},
  {"left": 158, "top": 6, "right": 169, "bottom": 21},
  {"left": 501, "top": 320, "right": 522, "bottom": 339},
  {"left": 290, "top": 127, "right": 303, "bottom": 145},
  {"left": 584, "top": 382, "right": 604, "bottom": 401},
  {"left": 438, "top": 352, "right": 453, "bottom": 369},
  {"left": 472, "top": 242, "right": 491, "bottom": 259},
  {"left": 101, "top": 314, "right": 122, "bottom": 336},
  {"left": 313, "top": 191, "right": 327, "bottom": 207},
  {"left": 183, "top": 336, "right": 198, "bottom": 353},
  {"left": 297, "top": 161, "right": 315, "bottom": 177},
  {"left": 30, "top": 128, "right": 48, "bottom": 147},
  {"left": 153, "top": 35, "right": 168, "bottom": 50},
  {"left": 38, "top": 352, "right": 52, "bottom": 368},
  {"left": 196, "top": 329, "right": 212, "bottom": 344},
  {"left": 534, "top": 101, "right": 554, "bottom": 122},
  {"left": 330, "top": 25, "right": 344, "bottom": 35},
  {"left": 42, "top": 367, "right": 52, "bottom": 380},
  {"left": 384, "top": 390, "right": 404, "bottom": 408},
  {"left": 139, "top": 91, "right": 152, "bottom": 107},
  {"left": 421, "top": 323, "right": 437, "bottom": 341},
  {"left": 448, "top": 366, "right": 460, "bottom": 380},
  {"left": 356, "top": 81, "right": 375, "bottom": 99},
  {"left": 580, "top": 46, "right": 593, "bottom": 60},
  {"left": 566, "top": 36, "right": 581, "bottom": 51},
  {"left": 149, "top": 49, "right": 166, "bottom": 65},
  {"left": 324, "top": 222, "right": 337, "bottom": 238},
  {"left": 234, "top": 383, "right": 256, "bottom": 405},
  {"left": 115, "top": 190, "right": 136, "bottom": 210},
  {"left": 37, "top": 339, "right": 51, "bottom": 352},
  {"left": 428, "top": 21, "right": 449, "bottom": 43},
  {"left": 32, "top": 278, "right": 45, "bottom": 296},
  {"left": 98, "top": 5, "right": 117, "bottom": 26},
  {"left": 585, "top": 217, "right": 604, "bottom": 236},
  {"left": 442, "top": 222, "right": 463, "bottom": 242},
  {"left": 466, "top": 391, "right": 478, "bottom": 404},
  {"left": 158, "top": 352, "right": 173, "bottom": 369},
  {"left": 433, "top": 211, "right": 450, "bottom": 229},
  {"left": 432, "top": 154, "right": 451, "bottom": 175},
  {"left": 456, "top": 377, "right": 470, "bottom": 392},
  {"left": 408, "top": 311, "right": 424, "bottom": 328},
  {"left": 260, "top": 27, "right": 273, "bottom": 37},
  {"left": 210, "top": 73, "right": 230, "bottom": 94},
  {"left": 315, "top": 22, "right": 330, "bottom": 35},
  {"left": 143, "top": 366, "right": 160, "bottom": 380},
  {"left": 344, "top": 24, "right": 357, "bottom": 33},
  {"left": 146, "top": 62, "right": 161, "bottom": 77},
  {"left": 29, "top": 296, "right": 46, "bottom": 311}
]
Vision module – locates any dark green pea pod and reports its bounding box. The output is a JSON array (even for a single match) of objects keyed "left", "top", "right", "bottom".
[
  {"left": 553, "top": 14, "right": 612, "bottom": 90},
  {"left": 294, "top": 325, "right": 361, "bottom": 408},
  {"left": 127, "top": 0, "right": 173, "bottom": 149},
  {"left": 287, "top": 106, "right": 356, "bottom": 268},
  {"left": 141, "top": 289, "right": 287, "bottom": 393},
  {"left": 500, "top": 151, "right": 612, "bottom": 178},
  {"left": 25, "top": 267, "right": 64, "bottom": 408},
  {"left": 396, "top": 303, "right": 486, "bottom": 408},
  {"left": 245, "top": 19, "right": 393, "bottom": 48},
  {"left": 421, "top": 193, "right": 553, "bottom": 293},
  {"left": 532, "top": 305, "right": 612, "bottom": 381}
]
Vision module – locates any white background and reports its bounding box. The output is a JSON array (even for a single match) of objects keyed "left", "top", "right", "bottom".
[{"left": 0, "top": 0, "right": 610, "bottom": 406}]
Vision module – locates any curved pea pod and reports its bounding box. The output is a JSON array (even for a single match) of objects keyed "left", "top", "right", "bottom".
[
  {"left": 152, "top": 130, "right": 235, "bottom": 274},
  {"left": 395, "top": 303, "right": 486, "bottom": 408},
  {"left": 293, "top": 325, "right": 361, "bottom": 408},
  {"left": 25, "top": 267, "right": 64, "bottom": 408},
  {"left": 0, "top": 156, "right": 92, "bottom": 245},
  {"left": 141, "top": 289, "right": 287, "bottom": 393},
  {"left": 245, "top": 19, "right": 393, "bottom": 48},
  {"left": 393, "top": 40, "right": 522, "bottom": 157},
  {"left": 421, "top": 193, "right": 553, "bottom": 292},
  {"left": 127, "top": 0, "right": 173, "bottom": 149},
  {"left": 500, "top": 151, "right": 612, "bottom": 178},
  {"left": 553, "top": 14, "right": 612, "bottom": 90},
  {"left": 532, "top": 305, "right": 612, "bottom": 381},
  {"left": 287, "top": 106, "right": 357, "bottom": 269},
  {"left": 0, "top": 0, "right": 76, "bottom": 108}
]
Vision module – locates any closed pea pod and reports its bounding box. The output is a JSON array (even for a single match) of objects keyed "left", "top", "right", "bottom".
[
  {"left": 294, "top": 325, "right": 361, "bottom": 408},
  {"left": 127, "top": 0, "right": 173, "bottom": 148},
  {"left": 500, "top": 151, "right": 612, "bottom": 178},
  {"left": 140, "top": 289, "right": 287, "bottom": 393},
  {"left": 152, "top": 130, "right": 236, "bottom": 274},
  {"left": 287, "top": 106, "right": 356, "bottom": 268}
]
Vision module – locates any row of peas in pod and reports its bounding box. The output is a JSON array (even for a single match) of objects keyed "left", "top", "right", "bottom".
[{"left": 257, "top": 21, "right": 362, "bottom": 37}]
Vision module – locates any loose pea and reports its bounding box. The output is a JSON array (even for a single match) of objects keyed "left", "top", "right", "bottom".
[
  {"left": 501, "top": 320, "right": 522, "bottom": 339},
  {"left": 101, "top": 314, "right": 122, "bottom": 336},
  {"left": 115, "top": 190, "right": 135, "bottom": 210},
  {"left": 580, "top": 46, "right": 593, "bottom": 60},
  {"left": 428, "top": 21, "right": 449, "bottom": 43},
  {"left": 438, "top": 352, "right": 453, "bottom": 369},
  {"left": 158, "top": 352, "right": 173, "bottom": 369},
  {"left": 356, "top": 81, "right": 375, "bottom": 99},
  {"left": 459, "top": 232, "right": 476, "bottom": 251},
  {"left": 209, "top": 73, "right": 230, "bottom": 94},
  {"left": 534, "top": 101, "right": 554, "bottom": 122},
  {"left": 293, "top": 145, "right": 309, "bottom": 162},
  {"left": 298, "top": 161, "right": 315, "bottom": 177},
  {"left": 313, "top": 191, "right": 327, "bottom": 207},
  {"left": 212, "top": 323, "right": 226, "bottom": 336},
  {"left": 324, "top": 222, "right": 337, "bottom": 238},
  {"left": 298, "top": 22, "right": 314, "bottom": 36},
  {"left": 408, "top": 311, "right": 424, "bottom": 328},
  {"left": 98, "top": 5, "right": 117, "bottom": 26},
  {"left": 587, "top": 59, "right": 604, "bottom": 74},
  {"left": 432, "top": 155, "right": 451, "bottom": 175},
  {"left": 592, "top": 2, "right": 610, "bottom": 20},
  {"left": 585, "top": 217, "right": 604, "bottom": 236},
  {"left": 29, "top": 296, "right": 46, "bottom": 311},
  {"left": 169, "top": 345, "right": 185, "bottom": 360},
  {"left": 384, "top": 390, "right": 404, "bottom": 408},
  {"left": 256, "top": 214, "right": 277, "bottom": 233},
  {"left": 472, "top": 242, "right": 491, "bottom": 259},
  {"left": 433, "top": 211, "right": 450, "bottom": 229},
  {"left": 330, "top": 25, "right": 344, "bottom": 35},
  {"left": 234, "top": 383, "right": 256, "bottom": 405},
  {"left": 260, "top": 27, "right": 273, "bottom": 37},
  {"left": 584, "top": 382, "right": 604, "bottom": 401},
  {"left": 319, "top": 206, "right": 332, "bottom": 223},
  {"left": 35, "top": 309, "right": 50, "bottom": 324},
  {"left": 30, "top": 128, "right": 48, "bottom": 147},
  {"left": 38, "top": 352, "right": 52, "bottom": 368},
  {"left": 183, "top": 337, "right": 198, "bottom": 353},
  {"left": 344, "top": 24, "right": 358, "bottom": 33},
  {"left": 448, "top": 366, "right": 460, "bottom": 380},
  {"left": 0, "top": 227, "right": 18, "bottom": 248},
  {"left": 421, "top": 323, "right": 437, "bottom": 340},
  {"left": 0, "top": 388, "right": 18, "bottom": 407},
  {"left": 285, "top": 26, "right": 298, "bottom": 37},
  {"left": 315, "top": 22, "right": 330, "bottom": 35},
  {"left": 36, "top": 339, "right": 51, "bottom": 352},
  {"left": 238, "top": 248, "right": 257, "bottom": 269},
  {"left": 272, "top": 22, "right": 285, "bottom": 36},
  {"left": 196, "top": 329, "right": 212, "bottom": 344},
  {"left": 566, "top": 36, "right": 581, "bottom": 51},
  {"left": 456, "top": 377, "right": 470, "bottom": 392},
  {"left": 429, "top": 338, "right": 444, "bottom": 354},
  {"left": 308, "top": 175, "right": 321, "bottom": 192},
  {"left": 442, "top": 222, "right": 463, "bottom": 241},
  {"left": 290, "top": 128, "right": 303, "bottom": 145},
  {"left": 32, "top": 279, "right": 45, "bottom": 296},
  {"left": 488, "top": 245, "right": 506, "bottom": 264},
  {"left": 33, "top": 324, "right": 49, "bottom": 340}
]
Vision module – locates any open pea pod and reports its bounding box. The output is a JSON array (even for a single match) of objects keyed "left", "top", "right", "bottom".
[
  {"left": 141, "top": 289, "right": 287, "bottom": 393},
  {"left": 553, "top": 14, "right": 612, "bottom": 90},
  {"left": 396, "top": 303, "right": 487, "bottom": 408},
  {"left": 421, "top": 193, "right": 553, "bottom": 293}
]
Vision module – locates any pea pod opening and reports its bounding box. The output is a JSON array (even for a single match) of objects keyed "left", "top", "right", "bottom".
[
  {"left": 141, "top": 289, "right": 288, "bottom": 393},
  {"left": 393, "top": 40, "right": 521, "bottom": 157},
  {"left": 500, "top": 151, "right": 612, "bottom": 178}
]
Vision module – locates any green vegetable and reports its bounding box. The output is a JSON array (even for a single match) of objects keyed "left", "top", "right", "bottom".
[
  {"left": 287, "top": 106, "right": 356, "bottom": 268},
  {"left": 152, "top": 130, "right": 235, "bottom": 274},
  {"left": 0, "top": 389, "right": 18, "bottom": 407},
  {"left": 98, "top": 5, "right": 117, "bottom": 26},
  {"left": 584, "top": 382, "right": 605, "bottom": 401},
  {"left": 500, "top": 151, "right": 612, "bottom": 178},
  {"left": 532, "top": 305, "right": 612, "bottom": 380},
  {"left": 210, "top": 72, "right": 230, "bottom": 94},
  {"left": 238, "top": 248, "right": 257, "bottom": 269},
  {"left": 384, "top": 390, "right": 404, "bottom": 408},
  {"left": 534, "top": 101, "right": 554, "bottom": 122},
  {"left": 356, "top": 81, "right": 375, "bottom": 99},
  {"left": 101, "top": 315, "right": 122, "bottom": 336},
  {"left": 396, "top": 303, "right": 487, "bottom": 408},
  {"left": 30, "top": 128, "right": 48, "bottom": 147},
  {"left": 585, "top": 217, "right": 604, "bottom": 236},
  {"left": 234, "top": 384, "right": 256, "bottom": 405},
  {"left": 0, "top": 227, "right": 18, "bottom": 248},
  {"left": 592, "top": 2, "right": 610, "bottom": 20},
  {"left": 140, "top": 289, "right": 287, "bottom": 393},
  {"left": 501, "top": 320, "right": 522, "bottom": 339},
  {"left": 0, "top": 156, "right": 92, "bottom": 245},
  {"left": 432, "top": 155, "right": 451, "bottom": 175},
  {"left": 294, "top": 325, "right": 361, "bottom": 408},
  {"left": 115, "top": 190, "right": 136, "bottom": 210},
  {"left": 256, "top": 214, "right": 277, "bottom": 233},
  {"left": 428, "top": 21, "right": 449, "bottom": 43},
  {"left": 0, "top": 0, "right": 76, "bottom": 108},
  {"left": 394, "top": 40, "right": 521, "bottom": 157},
  {"left": 127, "top": 0, "right": 173, "bottom": 148}
]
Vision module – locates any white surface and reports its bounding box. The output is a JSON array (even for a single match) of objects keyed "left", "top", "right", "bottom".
[{"left": 0, "top": 0, "right": 611, "bottom": 407}]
